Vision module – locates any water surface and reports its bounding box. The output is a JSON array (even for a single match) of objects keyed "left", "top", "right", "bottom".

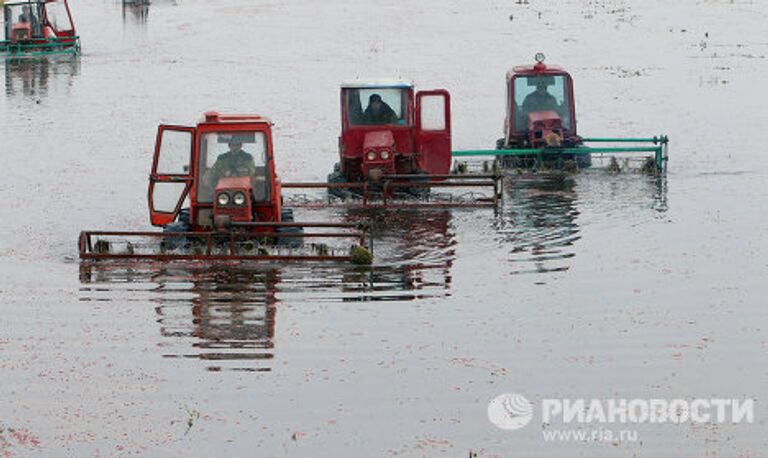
[{"left": 1, "top": 0, "right": 767, "bottom": 456}]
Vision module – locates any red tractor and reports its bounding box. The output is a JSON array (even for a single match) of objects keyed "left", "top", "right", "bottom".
[
  {"left": 454, "top": 54, "right": 668, "bottom": 171},
  {"left": 144, "top": 112, "right": 289, "bottom": 233},
  {"left": 327, "top": 80, "right": 453, "bottom": 191},
  {"left": 80, "top": 112, "right": 371, "bottom": 263},
  {"left": 1, "top": 0, "right": 80, "bottom": 56}
]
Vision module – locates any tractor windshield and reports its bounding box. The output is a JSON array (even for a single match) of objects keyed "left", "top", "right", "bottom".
[
  {"left": 4, "top": 3, "right": 45, "bottom": 39},
  {"left": 346, "top": 88, "right": 407, "bottom": 126},
  {"left": 197, "top": 131, "right": 269, "bottom": 203},
  {"left": 513, "top": 75, "right": 573, "bottom": 132}
]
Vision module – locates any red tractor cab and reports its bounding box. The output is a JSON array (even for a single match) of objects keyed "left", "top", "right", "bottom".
[
  {"left": 498, "top": 54, "right": 589, "bottom": 167},
  {"left": 1, "top": 0, "right": 80, "bottom": 54},
  {"left": 329, "top": 80, "right": 452, "bottom": 185}
]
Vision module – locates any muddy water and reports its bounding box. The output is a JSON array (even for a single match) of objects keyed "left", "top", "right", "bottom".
[{"left": 2, "top": 0, "right": 767, "bottom": 456}]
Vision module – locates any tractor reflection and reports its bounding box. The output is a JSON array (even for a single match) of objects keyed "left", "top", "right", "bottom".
[
  {"left": 78, "top": 256, "right": 453, "bottom": 371},
  {"left": 79, "top": 262, "right": 278, "bottom": 372},
  {"left": 122, "top": 0, "right": 150, "bottom": 24},
  {"left": 499, "top": 174, "right": 580, "bottom": 275},
  {"left": 497, "top": 172, "right": 667, "bottom": 275},
  {"left": 336, "top": 209, "right": 456, "bottom": 297},
  {"left": 171, "top": 266, "right": 279, "bottom": 372},
  {"left": 4, "top": 55, "right": 80, "bottom": 99},
  {"left": 121, "top": 0, "right": 181, "bottom": 24}
]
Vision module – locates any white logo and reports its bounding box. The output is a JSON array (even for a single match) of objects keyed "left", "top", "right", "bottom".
[
  {"left": 488, "top": 393, "right": 534, "bottom": 430},
  {"left": 487, "top": 393, "right": 755, "bottom": 441}
]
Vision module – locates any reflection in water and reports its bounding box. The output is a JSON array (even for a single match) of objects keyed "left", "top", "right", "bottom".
[
  {"left": 121, "top": 0, "right": 182, "bottom": 24},
  {"left": 653, "top": 176, "right": 668, "bottom": 213},
  {"left": 79, "top": 257, "right": 453, "bottom": 371},
  {"left": 4, "top": 56, "right": 80, "bottom": 99},
  {"left": 122, "top": 0, "right": 150, "bottom": 24},
  {"left": 498, "top": 172, "right": 668, "bottom": 275},
  {"left": 80, "top": 263, "right": 278, "bottom": 372},
  {"left": 361, "top": 209, "right": 455, "bottom": 265},
  {"left": 338, "top": 263, "right": 451, "bottom": 302},
  {"left": 498, "top": 174, "right": 581, "bottom": 275},
  {"left": 342, "top": 208, "right": 456, "bottom": 295},
  {"left": 160, "top": 266, "right": 279, "bottom": 372}
]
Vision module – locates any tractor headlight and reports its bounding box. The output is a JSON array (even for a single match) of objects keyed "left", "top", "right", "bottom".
[
  {"left": 380, "top": 150, "right": 390, "bottom": 160},
  {"left": 232, "top": 192, "right": 246, "bottom": 206},
  {"left": 366, "top": 150, "right": 377, "bottom": 161},
  {"left": 217, "top": 192, "right": 231, "bottom": 206}
]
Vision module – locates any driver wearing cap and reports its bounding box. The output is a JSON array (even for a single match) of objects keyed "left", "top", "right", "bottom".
[{"left": 204, "top": 139, "right": 257, "bottom": 189}]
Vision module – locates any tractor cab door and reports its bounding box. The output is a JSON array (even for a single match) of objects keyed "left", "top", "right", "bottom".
[
  {"left": 149, "top": 125, "right": 195, "bottom": 227},
  {"left": 42, "top": 0, "right": 76, "bottom": 37},
  {"left": 415, "top": 90, "right": 451, "bottom": 175}
]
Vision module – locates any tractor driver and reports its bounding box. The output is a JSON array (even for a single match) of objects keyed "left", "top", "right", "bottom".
[
  {"left": 18, "top": 5, "right": 38, "bottom": 25},
  {"left": 16, "top": 5, "right": 41, "bottom": 39},
  {"left": 362, "top": 94, "right": 398, "bottom": 124},
  {"left": 521, "top": 80, "right": 561, "bottom": 117},
  {"left": 202, "top": 139, "right": 257, "bottom": 191}
]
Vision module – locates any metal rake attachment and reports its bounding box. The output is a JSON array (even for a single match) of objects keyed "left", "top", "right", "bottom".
[
  {"left": 282, "top": 174, "right": 504, "bottom": 209},
  {"left": 79, "top": 221, "right": 373, "bottom": 264}
]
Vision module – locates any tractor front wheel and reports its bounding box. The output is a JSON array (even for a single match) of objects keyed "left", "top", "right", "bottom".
[
  {"left": 406, "top": 171, "right": 431, "bottom": 199},
  {"left": 161, "top": 209, "right": 192, "bottom": 251},
  {"left": 277, "top": 208, "right": 303, "bottom": 247},
  {"left": 327, "top": 164, "right": 351, "bottom": 200}
]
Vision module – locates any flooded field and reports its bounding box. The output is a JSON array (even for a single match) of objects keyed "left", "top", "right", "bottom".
[{"left": 2, "top": 0, "right": 767, "bottom": 456}]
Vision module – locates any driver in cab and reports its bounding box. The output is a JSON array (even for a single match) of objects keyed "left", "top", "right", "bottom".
[
  {"left": 362, "top": 93, "right": 398, "bottom": 124},
  {"left": 18, "top": 5, "right": 36, "bottom": 23},
  {"left": 521, "top": 80, "right": 560, "bottom": 116},
  {"left": 203, "top": 139, "right": 257, "bottom": 189}
]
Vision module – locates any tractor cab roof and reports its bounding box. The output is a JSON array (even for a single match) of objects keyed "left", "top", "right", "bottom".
[
  {"left": 507, "top": 54, "right": 571, "bottom": 81},
  {"left": 200, "top": 111, "right": 273, "bottom": 126},
  {"left": 507, "top": 64, "right": 570, "bottom": 81},
  {"left": 340, "top": 79, "right": 413, "bottom": 90}
]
